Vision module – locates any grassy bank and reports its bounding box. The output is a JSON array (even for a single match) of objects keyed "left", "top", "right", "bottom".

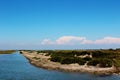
[
  {"left": 0, "top": 50, "right": 16, "bottom": 54},
  {"left": 35, "top": 49, "right": 120, "bottom": 68}
]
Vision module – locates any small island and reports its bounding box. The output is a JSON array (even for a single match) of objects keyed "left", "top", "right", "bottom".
[{"left": 20, "top": 49, "right": 120, "bottom": 75}]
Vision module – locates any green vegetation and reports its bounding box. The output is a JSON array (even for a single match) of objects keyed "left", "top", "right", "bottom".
[
  {"left": 30, "top": 49, "right": 120, "bottom": 67},
  {"left": 0, "top": 50, "right": 15, "bottom": 54},
  {"left": 88, "top": 58, "right": 112, "bottom": 67}
]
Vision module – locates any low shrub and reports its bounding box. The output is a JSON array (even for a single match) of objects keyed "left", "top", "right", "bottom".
[{"left": 88, "top": 58, "right": 112, "bottom": 67}]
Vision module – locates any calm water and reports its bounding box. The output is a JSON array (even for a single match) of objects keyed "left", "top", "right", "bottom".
[{"left": 0, "top": 52, "right": 120, "bottom": 80}]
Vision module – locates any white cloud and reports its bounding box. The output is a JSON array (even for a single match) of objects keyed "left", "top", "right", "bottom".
[
  {"left": 41, "top": 36, "right": 92, "bottom": 45},
  {"left": 41, "top": 36, "right": 120, "bottom": 45},
  {"left": 94, "top": 37, "right": 120, "bottom": 44},
  {"left": 41, "top": 39, "right": 54, "bottom": 45},
  {"left": 56, "top": 36, "right": 86, "bottom": 45}
]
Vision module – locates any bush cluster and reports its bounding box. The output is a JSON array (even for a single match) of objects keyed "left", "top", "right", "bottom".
[
  {"left": 32, "top": 49, "right": 120, "bottom": 67},
  {"left": 88, "top": 58, "right": 112, "bottom": 67}
]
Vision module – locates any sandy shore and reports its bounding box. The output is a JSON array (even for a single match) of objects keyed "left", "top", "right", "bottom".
[{"left": 20, "top": 51, "right": 120, "bottom": 75}]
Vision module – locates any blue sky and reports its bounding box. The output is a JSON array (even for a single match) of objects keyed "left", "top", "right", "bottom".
[{"left": 0, "top": 0, "right": 120, "bottom": 50}]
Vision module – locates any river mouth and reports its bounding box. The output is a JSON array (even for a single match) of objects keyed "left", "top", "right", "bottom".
[{"left": 0, "top": 51, "right": 120, "bottom": 80}]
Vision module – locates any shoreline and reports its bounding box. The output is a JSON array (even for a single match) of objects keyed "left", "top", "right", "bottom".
[{"left": 20, "top": 51, "right": 120, "bottom": 75}]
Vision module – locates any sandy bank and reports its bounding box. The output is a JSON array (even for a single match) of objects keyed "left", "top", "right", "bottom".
[{"left": 20, "top": 51, "right": 120, "bottom": 75}]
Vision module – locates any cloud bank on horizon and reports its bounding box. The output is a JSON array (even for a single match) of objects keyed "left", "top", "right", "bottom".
[
  {"left": 0, "top": 36, "right": 120, "bottom": 50},
  {"left": 41, "top": 36, "right": 120, "bottom": 45}
]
